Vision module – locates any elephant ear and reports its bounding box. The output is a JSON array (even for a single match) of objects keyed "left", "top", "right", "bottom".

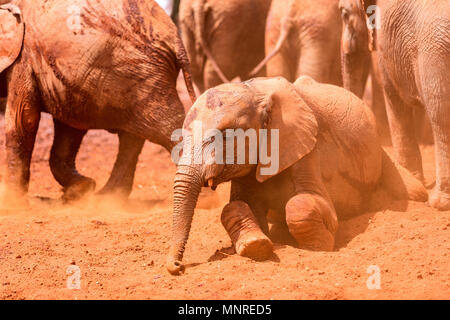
[
  {"left": 0, "top": 4, "right": 24, "bottom": 73},
  {"left": 248, "top": 78, "right": 318, "bottom": 183}
]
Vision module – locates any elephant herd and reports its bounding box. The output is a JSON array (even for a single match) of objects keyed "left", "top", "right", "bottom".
[{"left": 0, "top": 0, "right": 448, "bottom": 276}]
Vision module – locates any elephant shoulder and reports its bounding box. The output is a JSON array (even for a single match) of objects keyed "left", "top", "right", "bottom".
[
  {"left": 294, "top": 77, "right": 377, "bottom": 142},
  {"left": 294, "top": 76, "right": 382, "bottom": 187}
]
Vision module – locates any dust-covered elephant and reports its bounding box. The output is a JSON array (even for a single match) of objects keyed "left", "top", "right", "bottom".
[
  {"left": 339, "top": 0, "right": 433, "bottom": 145},
  {"left": 250, "top": 0, "right": 342, "bottom": 85},
  {"left": 0, "top": 0, "right": 196, "bottom": 206},
  {"left": 179, "top": 0, "right": 272, "bottom": 92},
  {"left": 165, "top": 76, "right": 427, "bottom": 275},
  {"left": 374, "top": 0, "right": 450, "bottom": 210}
]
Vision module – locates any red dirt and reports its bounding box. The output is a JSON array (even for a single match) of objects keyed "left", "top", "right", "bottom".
[{"left": 0, "top": 80, "right": 448, "bottom": 300}]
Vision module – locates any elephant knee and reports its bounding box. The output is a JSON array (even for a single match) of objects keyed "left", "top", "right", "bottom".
[
  {"left": 285, "top": 194, "right": 337, "bottom": 252},
  {"left": 221, "top": 201, "right": 273, "bottom": 260}
]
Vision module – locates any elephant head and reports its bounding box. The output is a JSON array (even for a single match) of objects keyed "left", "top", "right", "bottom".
[
  {"left": 166, "top": 77, "right": 318, "bottom": 275},
  {"left": 0, "top": 3, "right": 24, "bottom": 74},
  {"left": 339, "top": 0, "right": 375, "bottom": 97}
]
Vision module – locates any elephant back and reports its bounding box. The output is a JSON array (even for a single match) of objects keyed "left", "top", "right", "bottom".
[
  {"left": 14, "top": 0, "right": 187, "bottom": 126},
  {"left": 294, "top": 76, "right": 383, "bottom": 218}
]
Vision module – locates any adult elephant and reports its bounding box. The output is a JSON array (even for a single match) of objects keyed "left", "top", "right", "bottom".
[
  {"left": 250, "top": 0, "right": 342, "bottom": 85},
  {"left": 374, "top": 0, "right": 449, "bottom": 210},
  {"left": 0, "top": 0, "right": 196, "bottom": 205},
  {"left": 166, "top": 76, "right": 427, "bottom": 275},
  {"left": 339, "top": 0, "right": 433, "bottom": 145},
  {"left": 179, "top": 0, "right": 272, "bottom": 92}
]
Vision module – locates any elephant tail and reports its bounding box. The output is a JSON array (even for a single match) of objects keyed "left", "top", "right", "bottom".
[
  {"left": 249, "top": 1, "right": 294, "bottom": 78},
  {"left": 175, "top": 37, "right": 197, "bottom": 105},
  {"left": 379, "top": 149, "right": 428, "bottom": 202},
  {"left": 181, "top": 59, "right": 197, "bottom": 105},
  {"left": 193, "top": 0, "right": 230, "bottom": 84}
]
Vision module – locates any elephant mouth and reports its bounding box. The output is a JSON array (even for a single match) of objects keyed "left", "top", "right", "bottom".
[
  {"left": 203, "top": 177, "right": 220, "bottom": 191},
  {"left": 203, "top": 163, "right": 226, "bottom": 190},
  {"left": 204, "top": 178, "right": 217, "bottom": 190}
]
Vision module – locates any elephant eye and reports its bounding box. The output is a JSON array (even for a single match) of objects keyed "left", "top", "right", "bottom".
[{"left": 203, "top": 131, "right": 223, "bottom": 147}]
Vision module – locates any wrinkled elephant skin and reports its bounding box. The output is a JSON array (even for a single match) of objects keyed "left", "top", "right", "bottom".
[
  {"left": 0, "top": 0, "right": 196, "bottom": 205},
  {"left": 166, "top": 76, "right": 428, "bottom": 275}
]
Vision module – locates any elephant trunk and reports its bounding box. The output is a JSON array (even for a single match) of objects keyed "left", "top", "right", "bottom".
[
  {"left": 341, "top": 51, "right": 371, "bottom": 98},
  {"left": 340, "top": 1, "right": 374, "bottom": 98},
  {"left": 166, "top": 164, "right": 203, "bottom": 275}
]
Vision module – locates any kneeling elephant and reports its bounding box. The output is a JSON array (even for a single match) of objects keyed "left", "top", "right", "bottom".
[{"left": 166, "top": 76, "right": 427, "bottom": 275}]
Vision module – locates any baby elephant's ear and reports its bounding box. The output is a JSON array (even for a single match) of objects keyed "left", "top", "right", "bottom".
[
  {"left": 250, "top": 78, "right": 318, "bottom": 183},
  {"left": 0, "top": 4, "right": 24, "bottom": 73}
]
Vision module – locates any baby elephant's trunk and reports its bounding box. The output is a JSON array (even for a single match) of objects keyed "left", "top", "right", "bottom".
[{"left": 166, "top": 165, "right": 203, "bottom": 275}]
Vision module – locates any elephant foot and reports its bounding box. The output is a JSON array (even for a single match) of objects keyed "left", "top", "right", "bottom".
[
  {"left": 62, "top": 177, "right": 96, "bottom": 203},
  {"left": 380, "top": 151, "right": 428, "bottom": 202},
  {"left": 285, "top": 194, "right": 337, "bottom": 252},
  {"left": 0, "top": 187, "right": 29, "bottom": 210},
  {"left": 221, "top": 201, "right": 273, "bottom": 261},
  {"left": 398, "top": 167, "right": 429, "bottom": 203},
  {"left": 429, "top": 187, "right": 450, "bottom": 211},
  {"left": 235, "top": 231, "right": 274, "bottom": 260},
  {"left": 96, "top": 185, "right": 131, "bottom": 201}
]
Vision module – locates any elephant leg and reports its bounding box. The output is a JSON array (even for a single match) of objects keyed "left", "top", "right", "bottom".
[
  {"left": 420, "top": 64, "right": 450, "bottom": 210},
  {"left": 383, "top": 85, "right": 424, "bottom": 182},
  {"left": 297, "top": 44, "right": 340, "bottom": 86},
  {"left": 415, "top": 109, "right": 434, "bottom": 146},
  {"left": 370, "top": 63, "right": 391, "bottom": 145},
  {"left": 0, "top": 97, "right": 5, "bottom": 113},
  {"left": 98, "top": 131, "right": 145, "bottom": 198},
  {"left": 285, "top": 194, "right": 336, "bottom": 251},
  {"left": 266, "top": 51, "right": 295, "bottom": 82},
  {"left": 50, "top": 119, "right": 95, "bottom": 202},
  {"left": 221, "top": 200, "right": 273, "bottom": 260},
  {"left": 2, "top": 69, "right": 40, "bottom": 207},
  {"left": 428, "top": 116, "right": 450, "bottom": 211},
  {"left": 286, "top": 150, "right": 338, "bottom": 251},
  {"left": 193, "top": 71, "right": 205, "bottom": 94},
  {"left": 203, "top": 60, "right": 222, "bottom": 89}
]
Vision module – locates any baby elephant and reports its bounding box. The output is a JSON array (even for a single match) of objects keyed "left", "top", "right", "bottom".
[{"left": 166, "top": 76, "right": 427, "bottom": 275}]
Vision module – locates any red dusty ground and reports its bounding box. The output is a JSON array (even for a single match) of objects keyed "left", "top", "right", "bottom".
[{"left": 0, "top": 79, "right": 448, "bottom": 300}]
